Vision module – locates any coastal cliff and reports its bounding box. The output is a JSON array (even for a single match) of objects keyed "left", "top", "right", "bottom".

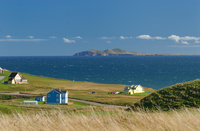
[{"left": 73, "top": 48, "right": 163, "bottom": 56}]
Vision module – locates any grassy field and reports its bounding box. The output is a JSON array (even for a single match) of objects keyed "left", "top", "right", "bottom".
[
  {"left": 1, "top": 71, "right": 200, "bottom": 130},
  {"left": 0, "top": 94, "right": 93, "bottom": 114},
  {"left": 1, "top": 107, "right": 200, "bottom": 130},
  {"left": 0, "top": 70, "right": 156, "bottom": 106}
]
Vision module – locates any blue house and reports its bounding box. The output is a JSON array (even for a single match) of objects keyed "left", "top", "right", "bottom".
[
  {"left": 46, "top": 89, "right": 68, "bottom": 104},
  {"left": 35, "top": 96, "right": 45, "bottom": 101}
]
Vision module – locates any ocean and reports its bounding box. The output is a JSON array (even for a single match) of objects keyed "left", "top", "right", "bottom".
[{"left": 0, "top": 56, "right": 200, "bottom": 90}]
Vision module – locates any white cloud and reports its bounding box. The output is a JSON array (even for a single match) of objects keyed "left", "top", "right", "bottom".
[
  {"left": 63, "top": 38, "right": 75, "bottom": 43},
  {"left": 137, "top": 35, "right": 166, "bottom": 40},
  {"left": 120, "top": 36, "right": 126, "bottom": 39},
  {"left": 49, "top": 36, "right": 56, "bottom": 38},
  {"left": 136, "top": 35, "right": 152, "bottom": 39},
  {"left": 28, "top": 36, "right": 34, "bottom": 39},
  {"left": 181, "top": 36, "right": 200, "bottom": 41},
  {"left": 120, "top": 36, "right": 133, "bottom": 39},
  {"left": 6, "top": 35, "right": 11, "bottom": 38},
  {"left": 0, "top": 39, "right": 47, "bottom": 42},
  {"left": 168, "top": 35, "right": 200, "bottom": 44},
  {"left": 106, "top": 41, "right": 112, "bottom": 43},
  {"left": 75, "top": 36, "right": 82, "bottom": 39},
  {"left": 170, "top": 45, "right": 200, "bottom": 47},
  {"left": 181, "top": 41, "right": 189, "bottom": 45},
  {"left": 136, "top": 34, "right": 200, "bottom": 45},
  {"left": 100, "top": 37, "right": 115, "bottom": 39},
  {"left": 168, "top": 35, "right": 181, "bottom": 43},
  {"left": 154, "top": 36, "right": 166, "bottom": 40}
]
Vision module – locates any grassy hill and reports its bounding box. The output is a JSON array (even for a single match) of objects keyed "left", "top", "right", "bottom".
[
  {"left": 132, "top": 79, "right": 200, "bottom": 111},
  {"left": 96, "top": 48, "right": 138, "bottom": 54},
  {"left": 89, "top": 49, "right": 105, "bottom": 54}
]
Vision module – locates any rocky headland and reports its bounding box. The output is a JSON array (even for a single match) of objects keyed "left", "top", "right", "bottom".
[{"left": 73, "top": 48, "right": 179, "bottom": 56}]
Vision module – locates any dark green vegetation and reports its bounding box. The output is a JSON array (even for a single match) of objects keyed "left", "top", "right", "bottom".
[{"left": 132, "top": 79, "right": 200, "bottom": 111}]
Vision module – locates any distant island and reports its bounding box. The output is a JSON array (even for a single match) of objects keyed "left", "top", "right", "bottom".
[{"left": 73, "top": 48, "right": 181, "bottom": 56}]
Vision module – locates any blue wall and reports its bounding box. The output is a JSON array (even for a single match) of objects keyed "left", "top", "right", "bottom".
[
  {"left": 47, "top": 90, "right": 61, "bottom": 104},
  {"left": 47, "top": 89, "right": 68, "bottom": 104}
]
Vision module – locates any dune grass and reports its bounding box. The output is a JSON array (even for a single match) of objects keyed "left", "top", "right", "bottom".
[{"left": 1, "top": 107, "right": 200, "bottom": 131}]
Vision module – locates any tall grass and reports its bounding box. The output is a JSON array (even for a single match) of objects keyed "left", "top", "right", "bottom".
[{"left": 0, "top": 107, "right": 200, "bottom": 130}]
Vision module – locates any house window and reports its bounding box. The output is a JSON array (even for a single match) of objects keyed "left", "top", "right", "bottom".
[
  {"left": 48, "top": 94, "right": 50, "bottom": 97},
  {"left": 56, "top": 99, "right": 59, "bottom": 102},
  {"left": 57, "top": 94, "right": 59, "bottom": 97}
]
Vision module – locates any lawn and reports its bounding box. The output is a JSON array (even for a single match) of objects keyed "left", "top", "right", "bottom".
[{"left": 15, "top": 99, "right": 91, "bottom": 107}]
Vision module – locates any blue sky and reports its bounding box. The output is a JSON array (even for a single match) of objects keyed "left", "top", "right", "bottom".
[{"left": 1, "top": 0, "right": 200, "bottom": 56}]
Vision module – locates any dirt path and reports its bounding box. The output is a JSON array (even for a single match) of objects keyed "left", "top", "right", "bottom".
[
  {"left": 0, "top": 93, "right": 39, "bottom": 97},
  {"left": 68, "top": 98, "right": 126, "bottom": 108},
  {"left": 0, "top": 76, "right": 5, "bottom": 81},
  {"left": 0, "top": 93, "right": 127, "bottom": 108}
]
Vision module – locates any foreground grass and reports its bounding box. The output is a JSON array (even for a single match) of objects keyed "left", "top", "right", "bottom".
[
  {"left": 1, "top": 107, "right": 200, "bottom": 131},
  {"left": 0, "top": 70, "right": 156, "bottom": 106}
]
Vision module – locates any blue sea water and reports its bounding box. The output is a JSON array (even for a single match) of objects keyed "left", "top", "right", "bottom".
[{"left": 0, "top": 56, "right": 200, "bottom": 90}]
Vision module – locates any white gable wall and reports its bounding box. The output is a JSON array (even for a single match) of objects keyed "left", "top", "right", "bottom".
[{"left": 15, "top": 74, "right": 21, "bottom": 81}]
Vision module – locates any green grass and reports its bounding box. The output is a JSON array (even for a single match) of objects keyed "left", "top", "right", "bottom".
[
  {"left": 133, "top": 92, "right": 150, "bottom": 96},
  {"left": 0, "top": 104, "right": 24, "bottom": 114},
  {"left": 132, "top": 79, "right": 200, "bottom": 111},
  {"left": 67, "top": 100, "right": 91, "bottom": 106},
  {"left": 20, "top": 72, "right": 83, "bottom": 85},
  {"left": 0, "top": 71, "right": 11, "bottom": 82}
]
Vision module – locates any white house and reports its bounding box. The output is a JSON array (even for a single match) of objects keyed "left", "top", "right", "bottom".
[
  {"left": 8, "top": 72, "right": 28, "bottom": 84},
  {"left": 0, "top": 67, "right": 3, "bottom": 73},
  {"left": 133, "top": 85, "right": 144, "bottom": 93}
]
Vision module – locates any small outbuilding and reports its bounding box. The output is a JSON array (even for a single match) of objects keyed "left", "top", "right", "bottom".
[
  {"left": 21, "top": 75, "right": 28, "bottom": 83},
  {"left": 114, "top": 91, "right": 120, "bottom": 94},
  {"left": 23, "top": 101, "right": 38, "bottom": 105},
  {"left": 92, "top": 91, "right": 95, "bottom": 94},
  {"left": 35, "top": 96, "right": 45, "bottom": 101}
]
